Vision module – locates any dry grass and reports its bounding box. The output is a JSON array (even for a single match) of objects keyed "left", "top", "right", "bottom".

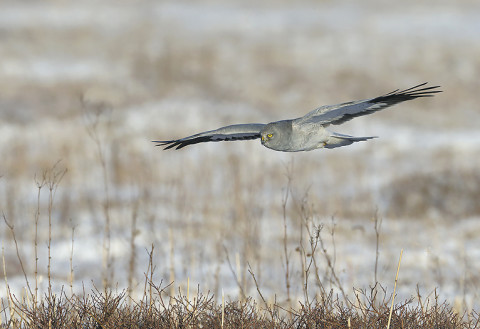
[
  {"left": 2, "top": 285, "right": 477, "bottom": 328},
  {"left": 1, "top": 167, "right": 478, "bottom": 327},
  {"left": 1, "top": 223, "right": 478, "bottom": 328}
]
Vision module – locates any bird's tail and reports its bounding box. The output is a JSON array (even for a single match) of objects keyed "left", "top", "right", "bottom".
[{"left": 324, "top": 132, "right": 376, "bottom": 149}]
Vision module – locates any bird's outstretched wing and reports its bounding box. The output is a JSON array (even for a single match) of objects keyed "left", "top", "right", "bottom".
[
  {"left": 296, "top": 82, "right": 442, "bottom": 126},
  {"left": 154, "top": 123, "right": 265, "bottom": 150}
]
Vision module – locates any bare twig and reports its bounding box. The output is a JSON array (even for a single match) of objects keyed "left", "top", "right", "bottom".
[
  {"left": 316, "top": 222, "right": 347, "bottom": 302},
  {"left": 307, "top": 228, "right": 327, "bottom": 298},
  {"left": 223, "top": 245, "right": 246, "bottom": 300},
  {"left": 2, "top": 214, "right": 33, "bottom": 299},
  {"left": 304, "top": 224, "right": 327, "bottom": 301},
  {"left": 247, "top": 263, "right": 274, "bottom": 321}
]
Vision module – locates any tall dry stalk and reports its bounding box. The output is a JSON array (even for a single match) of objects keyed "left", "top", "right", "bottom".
[
  {"left": 2, "top": 244, "right": 15, "bottom": 324},
  {"left": 147, "top": 244, "right": 155, "bottom": 314},
  {"left": 127, "top": 200, "right": 139, "bottom": 302},
  {"left": 142, "top": 245, "right": 154, "bottom": 311},
  {"left": 46, "top": 162, "right": 67, "bottom": 300},
  {"left": 373, "top": 209, "right": 382, "bottom": 284},
  {"left": 281, "top": 178, "right": 291, "bottom": 307},
  {"left": 221, "top": 289, "right": 225, "bottom": 329},
  {"left": 387, "top": 249, "right": 404, "bottom": 329},
  {"left": 69, "top": 225, "right": 75, "bottom": 297},
  {"left": 82, "top": 100, "right": 113, "bottom": 290},
  {"left": 34, "top": 172, "right": 47, "bottom": 306},
  {"left": 169, "top": 228, "right": 175, "bottom": 300}
]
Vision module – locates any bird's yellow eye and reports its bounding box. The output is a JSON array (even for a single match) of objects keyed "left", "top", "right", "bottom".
[{"left": 267, "top": 133, "right": 273, "bottom": 138}]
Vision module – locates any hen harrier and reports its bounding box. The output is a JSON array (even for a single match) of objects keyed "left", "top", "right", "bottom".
[{"left": 154, "top": 83, "right": 441, "bottom": 152}]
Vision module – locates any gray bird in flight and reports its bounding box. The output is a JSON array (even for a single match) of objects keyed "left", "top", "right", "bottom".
[{"left": 154, "top": 83, "right": 441, "bottom": 152}]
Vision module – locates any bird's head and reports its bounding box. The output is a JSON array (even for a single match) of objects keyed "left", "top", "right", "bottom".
[{"left": 260, "top": 120, "right": 293, "bottom": 151}]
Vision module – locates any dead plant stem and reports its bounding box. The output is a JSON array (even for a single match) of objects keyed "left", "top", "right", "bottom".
[
  {"left": 2, "top": 214, "right": 32, "bottom": 299},
  {"left": 34, "top": 173, "right": 46, "bottom": 306},
  {"left": 46, "top": 163, "right": 67, "bottom": 300},
  {"left": 387, "top": 249, "right": 404, "bottom": 329},
  {"left": 69, "top": 225, "right": 75, "bottom": 297},
  {"left": 281, "top": 179, "right": 291, "bottom": 307}
]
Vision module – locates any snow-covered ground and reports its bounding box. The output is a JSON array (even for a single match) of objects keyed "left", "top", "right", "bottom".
[{"left": 1, "top": 0, "right": 479, "bottom": 315}]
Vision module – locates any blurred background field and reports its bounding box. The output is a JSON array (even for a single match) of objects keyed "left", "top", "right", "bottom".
[{"left": 1, "top": 0, "right": 479, "bottom": 316}]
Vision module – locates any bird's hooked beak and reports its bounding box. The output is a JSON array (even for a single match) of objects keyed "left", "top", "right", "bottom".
[{"left": 260, "top": 135, "right": 265, "bottom": 144}]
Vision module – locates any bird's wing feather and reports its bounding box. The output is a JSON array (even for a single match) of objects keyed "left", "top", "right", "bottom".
[
  {"left": 296, "top": 82, "right": 441, "bottom": 126},
  {"left": 154, "top": 123, "right": 265, "bottom": 150}
]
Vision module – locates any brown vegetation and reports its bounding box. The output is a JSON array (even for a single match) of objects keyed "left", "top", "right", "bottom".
[{"left": 1, "top": 1, "right": 480, "bottom": 328}]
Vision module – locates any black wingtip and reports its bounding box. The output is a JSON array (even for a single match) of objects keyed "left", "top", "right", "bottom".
[
  {"left": 152, "top": 140, "right": 177, "bottom": 150},
  {"left": 384, "top": 82, "right": 441, "bottom": 95},
  {"left": 375, "top": 83, "right": 442, "bottom": 104},
  {"left": 152, "top": 136, "right": 213, "bottom": 150}
]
